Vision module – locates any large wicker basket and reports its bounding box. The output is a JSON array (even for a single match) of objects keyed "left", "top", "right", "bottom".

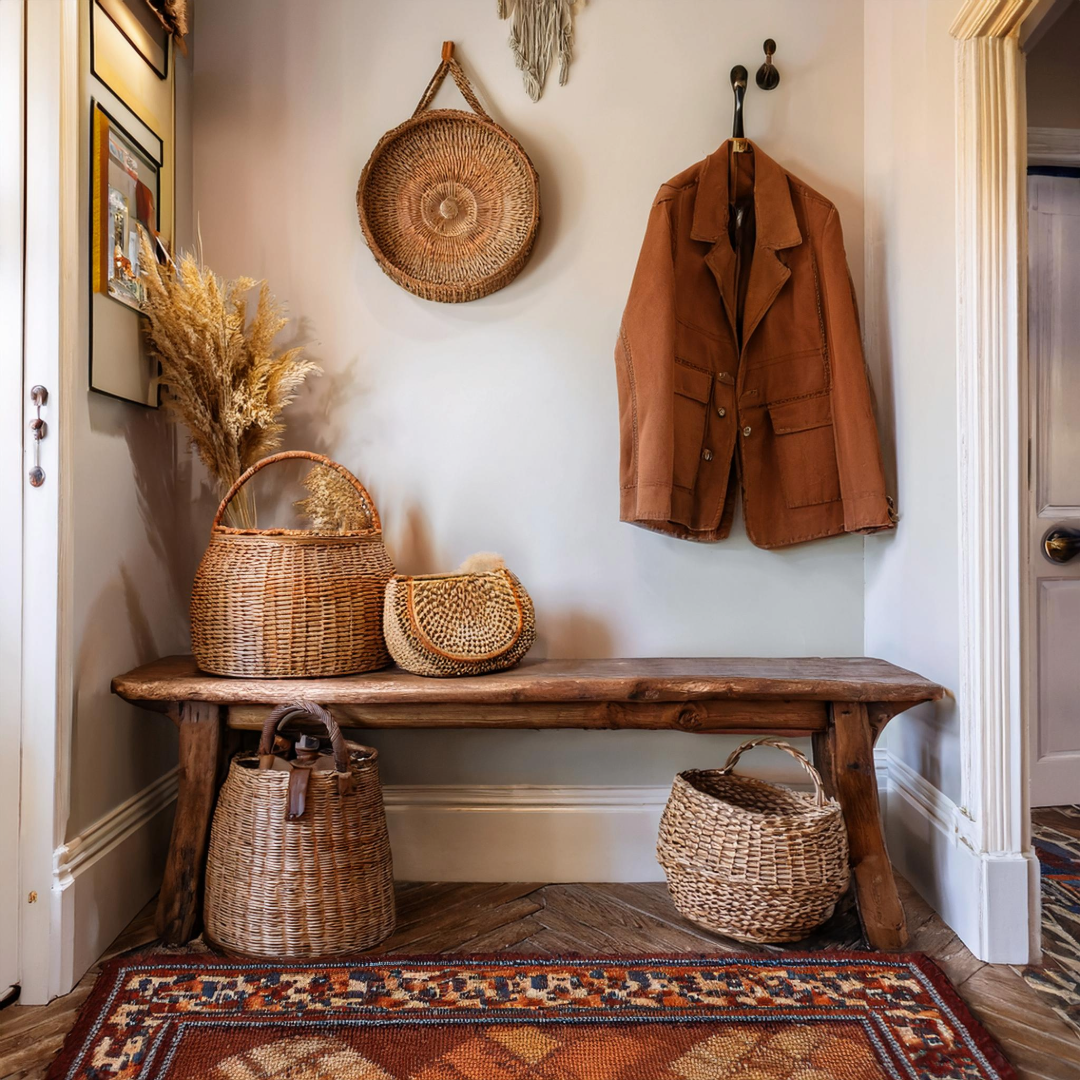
[
  {"left": 657, "top": 737, "right": 850, "bottom": 944},
  {"left": 204, "top": 702, "right": 395, "bottom": 958},
  {"left": 357, "top": 42, "right": 540, "bottom": 304},
  {"left": 190, "top": 451, "right": 394, "bottom": 678}
]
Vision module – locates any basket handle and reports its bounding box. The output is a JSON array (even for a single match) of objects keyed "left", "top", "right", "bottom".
[
  {"left": 413, "top": 42, "right": 493, "bottom": 121},
  {"left": 212, "top": 450, "right": 382, "bottom": 533},
  {"left": 718, "top": 736, "right": 829, "bottom": 808},
  {"left": 258, "top": 701, "right": 351, "bottom": 776}
]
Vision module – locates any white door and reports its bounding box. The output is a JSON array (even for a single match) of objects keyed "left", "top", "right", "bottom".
[
  {"left": 0, "top": 0, "right": 27, "bottom": 1002},
  {"left": 1027, "top": 170, "right": 1080, "bottom": 807}
]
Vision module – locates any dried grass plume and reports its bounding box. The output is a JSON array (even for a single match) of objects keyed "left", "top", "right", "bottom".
[
  {"left": 137, "top": 231, "right": 320, "bottom": 526},
  {"left": 295, "top": 464, "right": 374, "bottom": 534}
]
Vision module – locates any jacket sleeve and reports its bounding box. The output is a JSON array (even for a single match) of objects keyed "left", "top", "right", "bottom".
[
  {"left": 614, "top": 193, "right": 677, "bottom": 524},
  {"left": 819, "top": 207, "right": 894, "bottom": 533}
]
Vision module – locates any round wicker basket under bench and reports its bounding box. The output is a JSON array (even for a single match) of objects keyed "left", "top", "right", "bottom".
[{"left": 110, "top": 655, "right": 944, "bottom": 953}]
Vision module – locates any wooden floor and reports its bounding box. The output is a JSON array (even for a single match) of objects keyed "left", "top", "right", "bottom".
[{"left": 1, "top": 877, "right": 1076, "bottom": 1080}]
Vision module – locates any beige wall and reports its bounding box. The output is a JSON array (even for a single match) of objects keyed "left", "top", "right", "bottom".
[
  {"left": 192, "top": 0, "right": 871, "bottom": 787},
  {"left": 1028, "top": 1, "right": 1080, "bottom": 130},
  {"left": 67, "top": 4, "right": 206, "bottom": 836},
  {"left": 862, "top": 0, "right": 963, "bottom": 801}
]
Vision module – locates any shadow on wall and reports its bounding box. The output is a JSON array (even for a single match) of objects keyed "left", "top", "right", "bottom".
[
  {"left": 122, "top": 404, "right": 213, "bottom": 621},
  {"left": 536, "top": 609, "right": 615, "bottom": 659}
]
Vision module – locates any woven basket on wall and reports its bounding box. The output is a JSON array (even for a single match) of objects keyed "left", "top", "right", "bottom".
[
  {"left": 190, "top": 451, "right": 394, "bottom": 678},
  {"left": 383, "top": 555, "right": 536, "bottom": 677},
  {"left": 357, "top": 41, "right": 540, "bottom": 304},
  {"left": 657, "top": 737, "right": 850, "bottom": 944},
  {"left": 204, "top": 702, "right": 395, "bottom": 958}
]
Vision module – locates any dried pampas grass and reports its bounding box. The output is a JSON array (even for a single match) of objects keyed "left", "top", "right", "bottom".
[
  {"left": 137, "top": 231, "right": 320, "bottom": 527},
  {"left": 295, "top": 464, "right": 374, "bottom": 534}
]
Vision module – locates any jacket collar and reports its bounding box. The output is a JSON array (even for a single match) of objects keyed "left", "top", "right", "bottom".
[
  {"left": 691, "top": 141, "right": 802, "bottom": 350},
  {"left": 690, "top": 140, "right": 802, "bottom": 250}
]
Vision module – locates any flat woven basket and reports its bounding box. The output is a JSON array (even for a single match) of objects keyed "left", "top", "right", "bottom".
[
  {"left": 190, "top": 451, "right": 394, "bottom": 678},
  {"left": 204, "top": 702, "right": 395, "bottom": 958},
  {"left": 357, "top": 42, "right": 540, "bottom": 303},
  {"left": 384, "top": 557, "right": 536, "bottom": 677},
  {"left": 657, "top": 737, "right": 850, "bottom": 943}
]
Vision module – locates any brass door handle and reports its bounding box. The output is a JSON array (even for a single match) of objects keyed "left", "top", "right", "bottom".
[{"left": 1043, "top": 527, "right": 1080, "bottom": 564}]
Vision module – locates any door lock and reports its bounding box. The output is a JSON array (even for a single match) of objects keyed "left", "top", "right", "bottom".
[{"left": 1043, "top": 527, "right": 1080, "bottom": 564}]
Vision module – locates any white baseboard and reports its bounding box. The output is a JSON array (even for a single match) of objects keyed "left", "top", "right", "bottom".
[
  {"left": 881, "top": 752, "right": 1039, "bottom": 965},
  {"left": 384, "top": 785, "right": 671, "bottom": 882},
  {"left": 52, "top": 769, "right": 177, "bottom": 996},
  {"left": 383, "top": 763, "right": 890, "bottom": 884}
]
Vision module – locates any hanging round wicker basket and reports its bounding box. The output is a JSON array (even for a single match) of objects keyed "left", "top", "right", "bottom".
[{"left": 357, "top": 42, "right": 540, "bottom": 304}]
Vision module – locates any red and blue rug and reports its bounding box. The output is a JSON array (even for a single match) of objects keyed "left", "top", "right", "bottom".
[
  {"left": 1020, "top": 812, "right": 1080, "bottom": 1035},
  {"left": 47, "top": 954, "right": 1014, "bottom": 1079}
]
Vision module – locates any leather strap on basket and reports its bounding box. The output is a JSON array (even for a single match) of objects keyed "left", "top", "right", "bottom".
[
  {"left": 718, "top": 736, "right": 828, "bottom": 808},
  {"left": 212, "top": 450, "right": 382, "bottom": 533},
  {"left": 257, "top": 702, "right": 354, "bottom": 807},
  {"left": 413, "top": 41, "right": 492, "bottom": 121}
]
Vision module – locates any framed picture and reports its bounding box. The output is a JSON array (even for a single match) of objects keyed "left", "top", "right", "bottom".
[
  {"left": 89, "top": 99, "right": 164, "bottom": 407},
  {"left": 92, "top": 0, "right": 169, "bottom": 81}
]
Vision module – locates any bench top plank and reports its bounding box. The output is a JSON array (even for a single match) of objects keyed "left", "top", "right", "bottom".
[{"left": 112, "top": 655, "right": 945, "bottom": 706}]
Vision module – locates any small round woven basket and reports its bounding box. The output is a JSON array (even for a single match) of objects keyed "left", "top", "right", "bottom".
[
  {"left": 657, "top": 737, "right": 850, "bottom": 944},
  {"left": 204, "top": 702, "right": 395, "bottom": 958},
  {"left": 190, "top": 451, "right": 394, "bottom": 678},
  {"left": 357, "top": 42, "right": 540, "bottom": 304}
]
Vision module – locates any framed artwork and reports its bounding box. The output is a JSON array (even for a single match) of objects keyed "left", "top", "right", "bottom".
[
  {"left": 89, "top": 99, "right": 164, "bottom": 407},
  {"left": 92, "top": 0, "right": 169, "bottom": 81}
]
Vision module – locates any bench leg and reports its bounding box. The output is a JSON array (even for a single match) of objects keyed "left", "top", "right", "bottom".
[
  {"left": 823, "top": 702, "right": 908, "bottom": 951},
  {"left": 155, "top": 701, "right": 221, "bottom": 944}
]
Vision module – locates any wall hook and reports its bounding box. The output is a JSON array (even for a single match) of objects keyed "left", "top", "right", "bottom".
[
  {"left": 730, "top": 65, "right": 748, "bottom": 148},
  {"left": 756, "top": 38, "right": 779, "bottom": 91}
]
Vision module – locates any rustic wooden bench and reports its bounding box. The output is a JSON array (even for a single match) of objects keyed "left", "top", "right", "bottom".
[{"left": 112, "top": 655, "right": 944, "bottom": 952}]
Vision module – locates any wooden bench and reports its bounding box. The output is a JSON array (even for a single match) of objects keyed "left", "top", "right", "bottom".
[{"left": 112, "top": 655, "right": 944, "bottom": 952}]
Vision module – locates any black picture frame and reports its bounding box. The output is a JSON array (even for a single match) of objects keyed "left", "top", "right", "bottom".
[{"left": 91, "top": 0, "right": 169, "bottom": 83}]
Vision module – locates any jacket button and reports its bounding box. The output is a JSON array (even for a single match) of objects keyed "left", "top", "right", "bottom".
[
  {"left": 742, "top": 426, "right": 752, "bottom": 437},
  {"left": 717, "top": 407, "right": 726, "bottom": 418},
  {"left": 702, "top": 448, "right": 713, "bottom": 461}
]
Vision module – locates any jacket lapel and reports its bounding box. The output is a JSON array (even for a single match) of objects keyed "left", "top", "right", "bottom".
[{"left": 691, "top": 141, "right": 803, "bottom": 352}]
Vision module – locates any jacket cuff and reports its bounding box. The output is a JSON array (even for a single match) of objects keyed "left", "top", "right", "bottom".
[
  {"left": 844, "top": 492, "right": 895, "bottom": 534},
  {"left": 620, "top": 484, "right": 671, "bottom": 523}
]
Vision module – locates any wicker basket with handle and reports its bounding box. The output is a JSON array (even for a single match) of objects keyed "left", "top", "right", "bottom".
[
  {"left": 190, "top": 451, "right": 394, "bottom": 678},
  {"left": 657, "top": 737, "right": 850, "bottom": 943},
  {"left": 357, "top": 42, "right": 540, "bottom": 304},
  {"left": 204, "top": 701, "right": 395, "bottom": 958}
]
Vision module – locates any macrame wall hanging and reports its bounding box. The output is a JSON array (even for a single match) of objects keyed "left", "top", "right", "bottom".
[{"left": 497, "top": 0, "right": 586, "bottom": 102}]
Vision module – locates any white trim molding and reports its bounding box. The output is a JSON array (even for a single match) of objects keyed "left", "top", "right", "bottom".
[
  {"left": 52, "top": 770, "right": 178, "bottom": 995},
  {"left": 381, "top": 767, "right": 890, "bottom": 883},
  {"left": 1028, "top": 126, "right": 1080, "bottom": 167},
  {"left": 882, "top": 752, "right": 1037, "bottom": 963},
  {"left": 950, "top": 0, "right": 1041, "bottom": 963}
]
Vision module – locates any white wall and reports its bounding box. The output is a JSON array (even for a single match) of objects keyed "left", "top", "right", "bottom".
[
  {"left": 863, "top": 0, "right": 963, "bottom": 803},
  {"left": 192, "top": 0, "right": 871, "bottom": 789}
]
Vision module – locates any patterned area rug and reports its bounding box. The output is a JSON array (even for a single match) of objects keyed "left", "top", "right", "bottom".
[
  {"left": 1019, "top": 809, "right": 1080, "bottom": 1035},
  {"left": 47, "top": 954, "right": 1014, "bottom": 1079}
]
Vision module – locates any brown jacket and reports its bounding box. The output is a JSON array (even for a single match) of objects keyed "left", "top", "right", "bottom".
[{"left": 615, "top": 141, "right": 894, "bottom": 547}]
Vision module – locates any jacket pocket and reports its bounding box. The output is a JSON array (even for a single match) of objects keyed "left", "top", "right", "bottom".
[
  {"left": 767, "top": 394, "right": 841, "bottom": 508},
  {"left": 673, "top": 361, "right": 712, "bottom": 491}
]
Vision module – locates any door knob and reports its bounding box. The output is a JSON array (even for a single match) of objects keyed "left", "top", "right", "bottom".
[{"left": 1043, "top": 527, "right": 1080, "bottom": 564}]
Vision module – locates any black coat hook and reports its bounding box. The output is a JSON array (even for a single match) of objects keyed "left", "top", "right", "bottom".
[
  {"left": 756, "top": 39, "right": 779, "bottom": 90},
  {"left": 730, "top": 65, "right": 747, "bottom": 140}
]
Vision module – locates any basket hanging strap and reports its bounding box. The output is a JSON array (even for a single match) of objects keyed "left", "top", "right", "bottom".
[
  {"left": 258, "top": 702, "right": 355, "bottom": 811},
  {"left": 212, "top": 450, "right": 382, "bottom": 533},
  {"left": 718, "top": 736, "right": 828, "bottom": 808},
  {"left": 413, "top": 41, "right": 493, "bottom": 121}
]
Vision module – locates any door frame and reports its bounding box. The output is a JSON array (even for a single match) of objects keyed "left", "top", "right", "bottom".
[
  {"left": 948, "top": 0, "right": 1068, "bottom": 963},
  {"left": 9, "top": 0, "right": 80, "bottom": 1004},
  {"left": 0, "top": 0, "right": 27, "bottom": 1004}
]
